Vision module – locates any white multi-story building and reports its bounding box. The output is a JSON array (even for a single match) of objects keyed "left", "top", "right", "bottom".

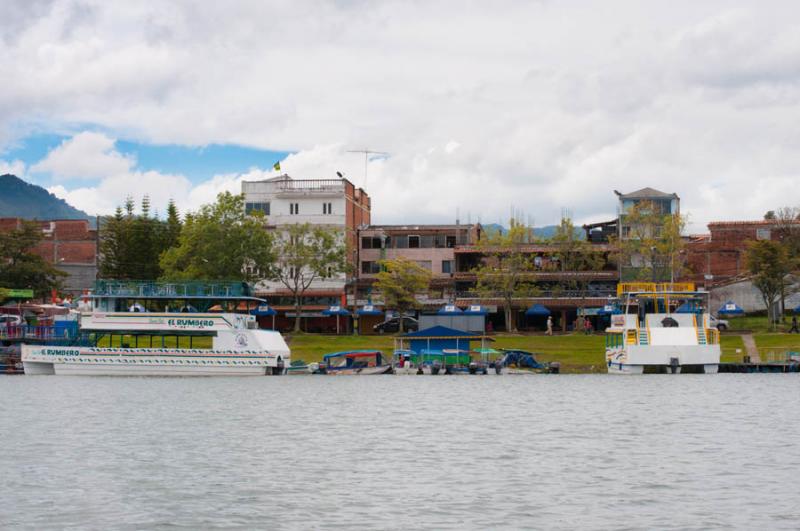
[{"left": 241, "top": 175, "right": 371, "bottom": 329}]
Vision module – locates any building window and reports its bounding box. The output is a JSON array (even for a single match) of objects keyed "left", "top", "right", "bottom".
[
  {"left": 415, "top": 260, "right": 432, "bottom": 270},
  {"left": 446, "top": 236, "right": 457, "bottom": 248},
  {"left": 408, "top": 235, "right": 420, "bottom": 248},
  {"left": 361, "top": 237, "right": 383, "bottom": 249},
  {"left": 441, "top": 260, "right": 453, "bottom": 274},
  {"left": 621, "top": 226, "right": 631, "bottom": 238},
  {"left": 361, "top": 261, "right": 380, "bottom": 274},
  {"left": 245, "top": 202, "right": 270, "bottom": 215},
  {"left": 323, "top": 202, "right": 333, "bottom": 215},
  {"left": 756, "top": 228, "right": 771, "bottom": 240},
  {"left": 290, "top": 203, "right": 299, "bottom": 215}
]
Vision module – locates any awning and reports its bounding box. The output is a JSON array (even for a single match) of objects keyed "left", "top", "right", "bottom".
[
  {"left": 525, "top": 304, "right": 551, "bottom": 317},
  {"left": 323, "top": 305, "right": 351, "bottom": 316},
  {"left": 356, "top": 304, "right": 383, "bottom": 316},
  {"left": 250, "top": 304, "right": 277, "bottom": 316},
  {"left": 718, "top": 301, "right": 744, "bottom": 315},
  {"left": 597, "top": 304, "right": 622, "bottom": 316},
  {"left": 437, "top": 304, "right": 463, "bottom": 315},
  {"left": 463, "top": 305, "right": 488, "bottom": 315}
]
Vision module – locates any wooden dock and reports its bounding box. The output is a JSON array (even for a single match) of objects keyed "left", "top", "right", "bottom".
[{"left": 719, "top": 362, "right": 800, "bottom": 373}]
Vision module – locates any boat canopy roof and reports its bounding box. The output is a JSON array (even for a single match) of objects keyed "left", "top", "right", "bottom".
[
  {"left": 323, "top": 350, "right": 382, "bottom": 360},
  {"left": 91, "top": 280, "right": 264, "bottom": 302}
]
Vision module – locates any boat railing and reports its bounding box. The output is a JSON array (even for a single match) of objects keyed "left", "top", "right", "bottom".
[
  {"left": 93, "top": 280, "right": 251, "bottom": 298},
  {"left": 0, "top": 325, "right": 77, "bottom": 342}
]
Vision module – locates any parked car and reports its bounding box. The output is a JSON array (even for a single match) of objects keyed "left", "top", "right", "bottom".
[
  {"left": 0, "top": 314, "right": 23, "bottom": 329},
  {"left": 709, "top": 315, "right": 729, "bottom": 331},
  {"left": 373, "top": 316, "right": 419, "bottom": 334}
]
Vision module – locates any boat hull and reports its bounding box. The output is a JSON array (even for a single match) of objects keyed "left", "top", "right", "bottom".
[
  {"left": 325, "top": 365, "right": 392, "bottom": 375},
  {"left": 21, "top": 345, "right": 283, "bottom": 376}
]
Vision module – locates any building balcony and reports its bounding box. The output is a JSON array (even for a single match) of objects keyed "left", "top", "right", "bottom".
[
  {"left": 453, "top": 270, "right": 619, "bottom": 281},
  {"left": 454, "top": 243, "right": 614, "bottom": 254},
  {"left": 274, "top": 179, "right": 346, "bottom": 197}
]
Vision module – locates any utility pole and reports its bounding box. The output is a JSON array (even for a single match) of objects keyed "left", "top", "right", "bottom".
[{"left": 347, "top": 149, "right": 388, "bottom": 189}]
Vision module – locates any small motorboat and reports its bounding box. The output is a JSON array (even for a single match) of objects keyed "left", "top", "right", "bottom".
[
  {"left": 392, "top": 350, "right": 424, "bottom": 375},
  {"left": 493, "top": 349, "right": 558, "bottom": 374},
  {"left": 322, "top": 350, "right": 392, "bottom": 375}
]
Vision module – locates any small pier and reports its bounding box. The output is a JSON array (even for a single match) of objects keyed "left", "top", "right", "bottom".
[{"left": 719, "top": 361, "right": 800, "bottom": 373}]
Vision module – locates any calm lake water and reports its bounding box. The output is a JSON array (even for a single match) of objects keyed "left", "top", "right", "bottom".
[{"left": 1, "top": 375, "right": 799, "bottom": 530}]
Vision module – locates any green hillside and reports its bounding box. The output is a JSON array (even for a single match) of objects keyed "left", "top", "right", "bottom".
[{"left": 0, "top": 174, "right": 93, "bottom": 221}]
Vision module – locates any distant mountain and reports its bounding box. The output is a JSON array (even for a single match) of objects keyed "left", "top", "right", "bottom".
[
  {"left": 0, "top": 174, "right": 92, "bottom": 222},
  {"left": 481, "top": 223, "right": 582, "bottom": 240}
]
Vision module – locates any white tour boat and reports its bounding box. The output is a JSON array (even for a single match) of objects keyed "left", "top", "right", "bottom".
[
  {"left": 22, "top": 281, "right": 290, "bottom": 376},
  {"left": 605, "top": 283, "right": 721, "bottom": 374}
]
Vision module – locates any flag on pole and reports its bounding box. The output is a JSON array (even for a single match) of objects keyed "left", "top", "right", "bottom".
[{"left": 273, "top": 161, "right": 281, "bottom": 172}]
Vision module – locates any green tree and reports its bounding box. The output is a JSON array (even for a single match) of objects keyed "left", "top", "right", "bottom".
[
  {"left": 374, "top": 257, "right": 432, "bottom": 332},
  {"left": 270, "top": 223, "right": 347, "bottom": 332},
  {"left": 160, "top": 192, "right": 275, "bottom": 282},
  {"left": 614, "top": 200, "right": 686, "bottom": 282},
  {"left": 99, "top": 196, "right": 178, "bottom": 280},
  {"left": 98, "top": 206, "right": 126, "bottom": 278},
  {"left": 745, "top": 240, "right": 794, "bottom": 330},
  {"left": 0, "top": 221, "right": 67, "bottom": 298},
  {"left": 473, "top": 219, "right": 539, "bottom": 332},
  {"left": 550, "top": 217, "right": 606, "bottom": 294},
  {"left": 162, "top": 199, "right": 182, "bottom": 250}
]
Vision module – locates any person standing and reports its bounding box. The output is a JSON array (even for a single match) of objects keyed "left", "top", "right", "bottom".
[
  {"left": 546, "top": 316, "right": 553, "bottom": 336},
  {"left": 790, "top": 315, "right": 799, "bottom": 333},
  {"left": 584, "top": 318, "right": 593, "bottom": 335}
]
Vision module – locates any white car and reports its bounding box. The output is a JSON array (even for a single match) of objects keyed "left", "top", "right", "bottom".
[{"left": 709, "top": 315, "right": 729, "bottom": 331}]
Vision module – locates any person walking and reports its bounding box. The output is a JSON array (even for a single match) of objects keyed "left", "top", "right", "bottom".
[
  {"left": 790, "top": 315, "right": 799, "bottom": 333},
  {"left": 546, "top": 316, "right": 553, "bottom": 336}
]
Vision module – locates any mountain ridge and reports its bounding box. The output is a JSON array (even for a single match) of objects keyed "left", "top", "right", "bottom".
[{"left": 0, "top": 174, "right": 93, "bottom": 222}]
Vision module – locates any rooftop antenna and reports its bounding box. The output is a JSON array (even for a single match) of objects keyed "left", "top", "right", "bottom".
[{"left": 347, "top": 149, "right": 389, "bottom": 189}]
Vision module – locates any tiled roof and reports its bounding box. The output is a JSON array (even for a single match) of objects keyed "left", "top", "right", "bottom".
[{"left": 617, "top": 187, "right": 678, "bottom": 199}]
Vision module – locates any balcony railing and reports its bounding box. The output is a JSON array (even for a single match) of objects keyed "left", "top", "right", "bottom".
[
  {"left": 93, "top": 280, "right": 252, "bottom": 298},
  {"left": 455, "top": 289, "right": 617, "bottom": 300},
  {"left": 275, "top": 179, "right": 345, "bottom": 193},
  {"left": 453, "top": 270, "right": 619, "bottom": 280}
]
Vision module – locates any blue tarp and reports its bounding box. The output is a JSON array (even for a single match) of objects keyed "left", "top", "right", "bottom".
[
  {"left": 675, "top": 302, "right": 701, "bottom": 314},
  {"left": 250, "top": 304, "right": 277, "bottom": 316},
  {"left": 323, "top": 305, "right": 351, "bottom": 316},
  {"left": 795, "top": 305, "right": 800, "bottom": 314},
  {"left": 525, "top": 304, "right": 551, "bottom": 317},
  {"left": 598, "top": 304, "right": 622, "bottom": 316},
  {"left": 463, "top": 305, "right": 488, "bottom": 315},
  {"left": 356, "top": 305, "right": 383, "bottom": 316},
  {"left": 718, "top": 301, "right": 744, "bottom": 315},
  {"left": 437, "top": 304, "right": 463, "bottom": 315}
]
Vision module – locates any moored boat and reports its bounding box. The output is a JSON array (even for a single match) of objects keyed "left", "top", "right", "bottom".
[
  {"left": 22, "top": 280, "right": 290, "bottom": 376},
  {"left": 322, "top": 350, "right": 392, "bottom": 375},
  {"left": 605, "top": 282, "right": 721, "bottom": 374}
]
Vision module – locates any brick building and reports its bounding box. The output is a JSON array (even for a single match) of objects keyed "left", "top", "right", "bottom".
[
  {"left": 356, "top": 223, "right": 481, "bottom": 306},
  {"left": 684, "top": 219, "right": 800, "bottom": 288},
  {"left": 0, "top": 218, "right": 98, "bottom": 297}
]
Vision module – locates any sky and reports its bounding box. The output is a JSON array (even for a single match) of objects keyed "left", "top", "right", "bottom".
[{"left": 1, "top": 1, "right": 799, "bottom": 232}]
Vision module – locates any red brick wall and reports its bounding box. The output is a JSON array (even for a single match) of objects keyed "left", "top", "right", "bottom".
[
  {"left": 683, "top": 220, "right": 796, "bottom": 286},
  {"left": 0, "top": 218, "right": 96, "bottom": 265}
]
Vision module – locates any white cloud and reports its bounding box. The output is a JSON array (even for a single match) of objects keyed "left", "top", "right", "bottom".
[
  {"left": 31, "top": 131, "right": 133, "bottom": 180},
  {"left": 2, "top": 1, "right": 800, "bottom": 231},
  {"left": 0, "top": 158, "right": 26, "bottom": 176}
]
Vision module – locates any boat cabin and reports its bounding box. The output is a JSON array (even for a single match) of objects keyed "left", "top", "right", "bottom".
[{"left": 324, "top": 350, "right": 384, "bottom": 370}]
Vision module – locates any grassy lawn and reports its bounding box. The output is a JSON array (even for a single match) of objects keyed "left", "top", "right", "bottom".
[
  {"left": 720, "top": 334, "right": 745, "bottom": 363},
  {"left": 726, "top": 315, "right": 799, "bottom": 334}
]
